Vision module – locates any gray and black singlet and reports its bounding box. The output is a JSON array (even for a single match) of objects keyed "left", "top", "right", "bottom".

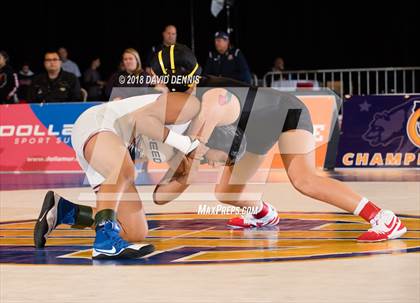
[{"left": 196, "top": 76, "right": 314, "bottom": 155}]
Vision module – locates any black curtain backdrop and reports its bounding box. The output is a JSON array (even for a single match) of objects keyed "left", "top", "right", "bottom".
[{"left": 3, "top": 0, "right": 419, "bottom": 78}]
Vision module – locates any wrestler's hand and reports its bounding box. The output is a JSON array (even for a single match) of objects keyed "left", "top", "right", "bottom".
[
  {"left": 204, "top": 149, "right": 229, "bottom": 167},
  {"left": 167, "top": 145, "right": 206, "bottom": 184},
  {"left": 166, "top": 152, "right": 195, "bottom": 184},
  {"left": 168, "top": 152, "right": 188, "bottom": 176},
  {"left": 186, "top": 141, "right": 209, "bottom": 162},
  {"left": 167, "top": 156, "right": 192, "bottom": 184}
]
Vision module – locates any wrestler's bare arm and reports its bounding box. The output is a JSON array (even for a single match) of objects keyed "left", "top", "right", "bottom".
[
  {"left": 152, "top": 153, "right": 192, "bottom": 205},
  {"left": 153, "top": 89, "right": 241, "bottom": 204},
  {"left": 188, "top": 88, "right": 241, "bottom": 142},
  {"left": 130, "top": 92, "right": 201, "bottom": 143}
]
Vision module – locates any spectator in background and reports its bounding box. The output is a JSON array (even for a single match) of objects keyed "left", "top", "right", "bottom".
[
  {"left": 83, "top": 58, "right": 105, "bottom": 101},
  {"left": 204, "top": 31, "right": 252, "bottom": 84},
  {"left": 267, "top": 57, "right": 287, "bottom": 85},
  {"left": 144, "top": 24, "right": 177, "bottom": 74},
  {"left": 17, "top": 63, "right": 34, "bottom": 100},
  {"left": 29, "top": 51, "right": 82, "bottom": 102},
  {"left": 0, "top": 51, "right": 19, "bottom": 104},
  {"left": 58, "top": 47, "right": 81, "bottom": 78},
  {"left": 272, "top": 57, "right": 285, "bottom": 72},
  {"left": 105, "top": 48, "right": 148, "bottom": 100}
]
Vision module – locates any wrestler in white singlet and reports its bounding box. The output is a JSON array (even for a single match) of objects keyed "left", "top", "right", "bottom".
[{"left": 71, "top": 94, "right": 188, "bottom": 188}]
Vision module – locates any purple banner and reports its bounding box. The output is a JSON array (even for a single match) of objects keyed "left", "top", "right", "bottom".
[{"left": 336, "top": 95, "right": 420, "bottom": 168}]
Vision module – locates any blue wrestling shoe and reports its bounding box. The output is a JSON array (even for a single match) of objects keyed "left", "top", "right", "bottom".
[
  {"left": 92, "top": 220, "right": 154, "bottom": 260},
  {"left": 34, "top": 191, "right": 93, "bottom": 248}
]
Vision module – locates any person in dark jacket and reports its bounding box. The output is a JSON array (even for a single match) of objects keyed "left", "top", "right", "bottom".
[
  {"left": 17, "top": 63, "right": 35, "bottom": 101},
  {"left": 29, "top": 51, "right": 82, "bottom": 103},
  {"left": 83, "top": 58, "right": 105, "bottom": 101},
  {"left": 0, "top": 51, "right": 19, "bottom": 104},
  {"left": 203, "top": 31, "right": 252, "bottom": 84}
]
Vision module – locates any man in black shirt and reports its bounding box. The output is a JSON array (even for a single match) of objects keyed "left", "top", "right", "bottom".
[
  {"left": 144, "top": 25, "right": 177, "bottom": 74},
  {"left": 29, "top": 51, "right": 82, "bottom": 103}
]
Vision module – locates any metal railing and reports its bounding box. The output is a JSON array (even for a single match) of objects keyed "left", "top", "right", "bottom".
[
  {"left": 263, "top": 67, "right": 420, "bottom": 98},
  {"left": 251, "top": 73, "right": 259, "bottom": 86}
]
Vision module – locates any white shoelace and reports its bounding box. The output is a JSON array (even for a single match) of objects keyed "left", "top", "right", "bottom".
[
  {"left": 368, "top": 210, "right": 393, "bottom": 234},
  {"left": 242, "top": 213, "right": 258, "bottom": 225},
  {"left": 242, "top": 206, "right": 277, "bottom": 226}
]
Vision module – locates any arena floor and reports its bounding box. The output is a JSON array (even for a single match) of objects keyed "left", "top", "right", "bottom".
[{"left": 1, "top": 169, "right": 419, "bottom": 303}]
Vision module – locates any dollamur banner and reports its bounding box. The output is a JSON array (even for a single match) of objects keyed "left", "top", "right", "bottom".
[{"left": 0, "top": 93, "right": 338, "bottom": 172}]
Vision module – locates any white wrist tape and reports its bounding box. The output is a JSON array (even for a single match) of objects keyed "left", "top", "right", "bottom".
[{"left": 164, "top": 130, "right": 194, "bottom": 154}]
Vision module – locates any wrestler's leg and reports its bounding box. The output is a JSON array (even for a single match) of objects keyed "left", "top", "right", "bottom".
[
  {"left": 278, "top": 129, "right": 361, "bottom": 212},
  {"left": 214, "top": 152, "right": 265, "bottom": 208},
  {"left": 213, "top": 152, "right": 280, "bottom": 227},
  {"left": 151, "top": 149, "right": 262, "bottom": 207},
  {"left": 84, "top": 131, "right": 148, "bottom": 242},
  {"left": 279, "top": 129, "right": 407, "bottom": 241},
  {"left": 34, "top": 131, "right": 150, "bottom": 250}
]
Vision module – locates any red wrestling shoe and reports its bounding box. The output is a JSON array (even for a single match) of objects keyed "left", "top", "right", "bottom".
[
  {"left": 228, "top": 202, "right": 280, "bottom": 228},
  {"left": 357, "top": 210, "right": 407, "bottom": 242}
]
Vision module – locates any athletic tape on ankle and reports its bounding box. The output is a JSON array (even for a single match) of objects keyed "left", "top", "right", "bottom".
[
  {"left": 94, "top": 209, "right": 117, "bottom": 227},
  {"left": 71, "top": 204, "right": 94, "bottom": 229}
]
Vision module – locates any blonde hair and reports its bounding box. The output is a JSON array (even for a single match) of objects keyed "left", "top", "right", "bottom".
[{"left": 122, "top": 48, "right": 142, "bottom": 75}]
